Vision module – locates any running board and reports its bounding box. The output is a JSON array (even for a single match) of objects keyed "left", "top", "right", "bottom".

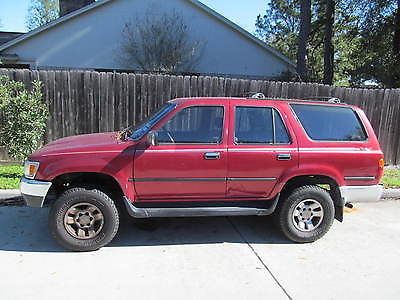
[{"left": 123, "top": 195, "right": 280, "bottom": 218}]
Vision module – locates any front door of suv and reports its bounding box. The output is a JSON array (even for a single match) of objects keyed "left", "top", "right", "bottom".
[
  {"left": 133, "top": 104, "right": 228, "bottom": 201},
  {"left": 227, "top": 104, "right": 298, "bottom": 199}
]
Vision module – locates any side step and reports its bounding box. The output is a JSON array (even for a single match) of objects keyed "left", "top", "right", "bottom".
[{"left": 123, "top": 195, "right": 280, "bottom": 218}]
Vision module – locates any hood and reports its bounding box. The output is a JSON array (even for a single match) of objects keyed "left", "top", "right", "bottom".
[{"left": 32, "top": 132, "right": 131, "bottom": 157}]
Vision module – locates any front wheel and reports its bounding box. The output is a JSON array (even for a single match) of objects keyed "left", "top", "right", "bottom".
[
  {"left": 49, "top": 187, "right": 119, "bottom": 251},
  {"left": 275, "top": 185, "right": 335, "bottom": 243}
]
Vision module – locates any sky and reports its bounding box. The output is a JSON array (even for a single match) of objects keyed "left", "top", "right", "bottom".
[{"left": 0, "top": 0, "right": 267, "bottom": 34}]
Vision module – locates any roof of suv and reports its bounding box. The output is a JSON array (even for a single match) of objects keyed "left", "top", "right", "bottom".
[{"left": 169, "top": 97, "right": 354, "bottom": 108}]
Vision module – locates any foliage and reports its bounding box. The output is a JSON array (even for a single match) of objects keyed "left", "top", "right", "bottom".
[
  {"left": 256, "top": 0, "right": 400, "bottom": 87},
  {"left": 0, "top": 76, "right": 48, "bottom": 161},
  {"left": 381, "top": 168, "right": 400, "bottom": 188},
  {"left": 348, "top": 0, "right": 400, "bottom": 87},
  {"left": 0, "top": 165, "right": 23, "bottom": 189},
  {"left": 119, "top": 11, "right": 204, "bottom": 73},
  {"left": 26, "top": 0, "right": 59, "bottom": 31}
]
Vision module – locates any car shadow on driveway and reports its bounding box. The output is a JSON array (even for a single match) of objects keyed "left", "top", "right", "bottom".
[{"left": 0, "top": 206, "right": 291, "bottom": 253}]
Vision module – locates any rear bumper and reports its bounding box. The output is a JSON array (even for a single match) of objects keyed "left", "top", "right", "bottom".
[
  {"left": 340, "top": 185, "right": 383, "bottom": 203},
  {"left": 20, "top": 178, "right": 52, "bottom": 207}
]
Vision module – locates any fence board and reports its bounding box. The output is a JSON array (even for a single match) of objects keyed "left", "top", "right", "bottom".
[{"left": 1, "top": 69, "right": 399, "bottom": 164}]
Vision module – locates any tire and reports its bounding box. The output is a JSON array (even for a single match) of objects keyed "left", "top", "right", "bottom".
[
  {"left": 49, "top": 187, "right": 120, "bottom": 251},
  {"left": 275, "top": 185, "right": 335, "bottom": 243}
]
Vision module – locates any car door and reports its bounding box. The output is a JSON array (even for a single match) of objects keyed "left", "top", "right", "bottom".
[
  {"left": 227, "top": 104, "right": 298, "bottom": 199},
  {"left": 133, "top": 104, "right": 228, "bottom": 201}
]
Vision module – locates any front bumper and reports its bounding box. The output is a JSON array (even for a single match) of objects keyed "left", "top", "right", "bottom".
[
  {"left": 20, "top": 178, "right": 52, "bottom": 207},
  {"left": 340, "top": 185, "right": 383, "bottom": 203}
]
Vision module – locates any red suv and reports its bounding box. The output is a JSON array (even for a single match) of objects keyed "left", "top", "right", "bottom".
[{"left": 20, "top": 96, "right": 384, "bottom": 251}]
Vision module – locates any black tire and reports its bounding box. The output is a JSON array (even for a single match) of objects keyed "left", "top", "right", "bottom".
[
  {"left": 49, "top": 187, "right": 119, "bottom": 251},
  {"left": 275, "top": 185, "right": 334, "bottom": 243}
]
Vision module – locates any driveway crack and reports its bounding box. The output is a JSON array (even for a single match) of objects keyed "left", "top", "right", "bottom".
[{"left": 227, "top": 217, "right": 292, "bottom": 300}]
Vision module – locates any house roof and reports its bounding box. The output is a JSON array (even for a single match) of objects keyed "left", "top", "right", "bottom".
[
  {"left": 0, "top": 0, "right": 296, "bottom": 68},
  {"left": 0, "top": 31, "right": 24, "bottom": 46}
]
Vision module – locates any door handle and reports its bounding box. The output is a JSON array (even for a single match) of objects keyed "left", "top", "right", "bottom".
[
  {"left": 204, "top": 152, "right": 221, "bottom": 160},
  {"left": 277, "top": 153, "right": 291, "bottom": 161}
]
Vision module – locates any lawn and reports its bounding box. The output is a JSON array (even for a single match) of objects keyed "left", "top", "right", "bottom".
[
  {"left": 0, "top": 165, "right": 399, "bottom": 190},
  {"left": 381, "top": 168, "right": 400, "bottom": 188},
  {"left": 0, "top": 165, "right": 23, "bottom": 189}
]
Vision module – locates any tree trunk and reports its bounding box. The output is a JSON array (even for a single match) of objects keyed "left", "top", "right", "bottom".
[
  {"left": 297, "top": 0, "right": 311, "bottom": 81},
  {"left": 393, "top": 0, "right": 400, "bottom": 56},
  {"left": 323, "top": 0, "right": 335, "bottom": 85}
]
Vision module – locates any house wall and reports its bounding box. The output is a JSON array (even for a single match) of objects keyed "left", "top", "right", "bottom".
[{"left": 3, "top": 0, "right": 293, "bottom": 78}]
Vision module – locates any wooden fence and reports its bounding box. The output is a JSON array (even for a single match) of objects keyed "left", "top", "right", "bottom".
[{"left": 1, "top": 69, "right": 399, "bottom": 165}]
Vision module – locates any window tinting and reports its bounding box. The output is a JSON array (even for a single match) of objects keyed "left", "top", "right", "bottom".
[
  {"left": 234, "top": 107, "right": 290, "bottom": 144},
  {"left": 157, "top": 106, "right": 224, "bottom": 144},
  {"left": 291, "top": 104, "right": 367, "bottom": 141},
  {"left": 274, "top": 110, "right": 291, "bottom": 144}
]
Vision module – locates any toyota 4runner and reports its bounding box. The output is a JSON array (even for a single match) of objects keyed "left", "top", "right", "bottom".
[{"left": 20, "top": 96, "right": 384, "bottom": 251}]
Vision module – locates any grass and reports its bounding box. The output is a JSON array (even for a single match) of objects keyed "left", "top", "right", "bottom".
[
  {"left": 381, "top": 168, "right": 400, "bottom": 188},
  {"left": 0, "top": 164, "right": 399, "bottom": 190},
  {"left": 0, "top": 165, "right": 23, "bottom": 189}
]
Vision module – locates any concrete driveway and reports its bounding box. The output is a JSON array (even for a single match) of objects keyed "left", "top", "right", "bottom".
[{"left": 0, "top": 200, "right": 399, "bottom": 300}]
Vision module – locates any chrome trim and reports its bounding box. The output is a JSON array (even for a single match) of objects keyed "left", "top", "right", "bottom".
[
  {"left": 228, "top": 177, "right": 276, "bottom": 181},
  {"left": 129, "top": 177, "right": 277, "bottom": 182},
  {"left": 277, "top": 153, "right": 291, "bottom": 161},
  {"left": 340, "top": 185, "right": 383, "bottom": 203},
  {"left": 344, "top": 176, "right": 375, "bottom": 181},
  {"left": 20, "top": 177, "right": 52, "bottom": 207},
  {"left": 130, "top": 178, "right": 226, "bottom": 182},
  {"left": 204, "top": 152, "right": 221, "bottom": 160},
  {"left": 123, "top": 195, "right": 280, "bottom": 218}
]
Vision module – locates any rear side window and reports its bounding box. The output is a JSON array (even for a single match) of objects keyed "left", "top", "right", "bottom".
[
  {"left": 291, "top": 104, "right": 367, "bottom": 141},
  {"left": 235, "top": 106, "right": 290, "bottom": 144}
]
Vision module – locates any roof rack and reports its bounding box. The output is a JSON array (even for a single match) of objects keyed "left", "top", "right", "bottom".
[{"left": 245, "top": 93, "right": 344, "bottom": 104}]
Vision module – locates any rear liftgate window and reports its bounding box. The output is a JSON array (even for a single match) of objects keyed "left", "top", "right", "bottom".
[
  {"left": 291, "top": 104, "right": 367, "bottom": 141},
  {"left": 234, "top": 106, "right": 290, "bottom": 144}
]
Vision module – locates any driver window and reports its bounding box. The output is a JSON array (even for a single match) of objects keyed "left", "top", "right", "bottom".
[{"left": 157, "top": 106, "right": 224, "bottom": 144}]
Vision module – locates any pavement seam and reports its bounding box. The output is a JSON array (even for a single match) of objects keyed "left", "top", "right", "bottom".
[{"left": 227, "top": 217, "right": 293, "bottom": 300}]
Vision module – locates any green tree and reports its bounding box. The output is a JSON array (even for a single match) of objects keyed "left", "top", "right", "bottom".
[
  {"left": 256, "top": 0, "right": 400, "bottom": 87},
  {"left": 26, "top": 0, "right": 59, "bottom": 31},
  {"left": 0, "top": 77, "right": 48, "bottom": 161},
  {"left": 348, "top": 0, "right": 400, "bottom": 87}
]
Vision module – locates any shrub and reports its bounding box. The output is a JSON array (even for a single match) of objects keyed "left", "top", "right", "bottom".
[{"left": 0, "top": 76, "right": 48, "bottom": 161}]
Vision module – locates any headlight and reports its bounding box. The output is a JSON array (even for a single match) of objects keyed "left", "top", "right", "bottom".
[{"left": 24, "top": 161, "right": 40, "bottom": 179}]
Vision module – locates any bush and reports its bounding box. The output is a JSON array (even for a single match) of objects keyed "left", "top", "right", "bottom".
[{"left": 0, "top": 76, "right": 48, "bottom": 161}]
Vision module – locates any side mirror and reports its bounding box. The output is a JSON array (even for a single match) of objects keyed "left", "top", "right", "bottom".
[{"left": 147, "top": 131, "right": 159, "bottom": 146}]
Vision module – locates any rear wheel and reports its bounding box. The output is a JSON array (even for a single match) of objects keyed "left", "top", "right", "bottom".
[
  {"left": 275, "top": 185, "right": 335, "bottom": 243},
  {"left": 49, "top": 187, "right": 119, "bottom": 251}
]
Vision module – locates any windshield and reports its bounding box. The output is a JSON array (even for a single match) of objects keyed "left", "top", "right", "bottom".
[{"left": 127, "top": 103, "right": 176, "bottom": 140}]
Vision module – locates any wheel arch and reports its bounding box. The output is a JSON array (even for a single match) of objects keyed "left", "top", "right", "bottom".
[
  {"left": 278, "top": 175, "right": 343, "bottom": 222},
  {"left": 44, "top": 172, "right": 125, "bottom": 206}
]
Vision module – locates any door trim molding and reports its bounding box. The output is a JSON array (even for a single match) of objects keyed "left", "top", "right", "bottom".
[{"left": 129, "top": 177, "right": 277, "bottom": 182}]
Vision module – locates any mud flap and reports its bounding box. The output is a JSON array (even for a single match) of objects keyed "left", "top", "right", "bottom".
[{"left": 335, "top": 205, "right": 343, "bottom": 222}]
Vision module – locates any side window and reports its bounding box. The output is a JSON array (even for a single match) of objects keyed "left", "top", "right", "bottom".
[
  {"left": 235, "top": 107, "right": 273, "bottom": 144},
  {"left": 234, "top": 106, "right": 290, "bottom": 144},
  {"left": 274, "top": 110, "right": 291, "bottom": 144},
  {"left": 291, "top": 104, "right": 367, "bottom": 141},
  {"left": 157, "top": 106, "right": 224, "bottom": 144}
]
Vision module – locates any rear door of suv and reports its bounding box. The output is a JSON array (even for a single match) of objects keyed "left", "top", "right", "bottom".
[{"left": 227, "top": 100, "right": 299, "bottom": 199}]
